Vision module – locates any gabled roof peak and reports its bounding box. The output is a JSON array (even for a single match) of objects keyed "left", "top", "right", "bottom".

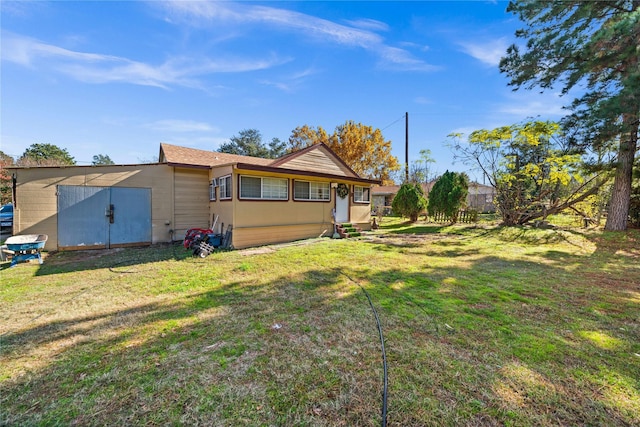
[
  {"left": 270, "top": 143, "right": 359, "bottom": 178},
  {"left": 159, "top": 142, "right": 367, "bottom": 181}
]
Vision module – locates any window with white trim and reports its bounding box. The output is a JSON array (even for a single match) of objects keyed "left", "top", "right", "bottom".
[
  {"left": 354, "top": 185, "right": 370, "bottom": 203},
  {"left": 240, "top": 175, "right": 288, "bottom": 200},
  {"left": 219, "top": 175, "right": 232, "bottom": 199},
  {"left": 209, "top": 180, "right": 216, "bottom": 201},
  {"left": 293, "top": 180, "right": 330, "bottom": 201}
]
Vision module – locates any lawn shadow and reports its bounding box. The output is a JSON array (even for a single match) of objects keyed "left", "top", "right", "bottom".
[
  {"left": 2, "top": 233, "right": 639, "bottom": 426},
  {"left": 385, "top": 224, "right": 449, "bottom": 234},
  {"left": 375, "top": 219, "right": 419, "bottom": 230},
  {"left": 1, "top": 267, "right": 384, "bottom": 425},
  {"left": 346, "top": 255, "right": 639, "bottom": 425},
  {"left": 27, "top": 242, "right": 194, "bottom": 276}
]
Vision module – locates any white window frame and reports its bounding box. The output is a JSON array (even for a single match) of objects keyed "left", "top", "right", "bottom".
[
  {"left": 209, "top": 181, "right": 216, "bottom": 201},
  {"left": 353, "top": 185, "right": 371, "bottom": 203},
  {"left": 293, "top": 180, "right": 331, "bottom": 201},
  {"left": 219, "top": 175, "right": 232, "bottom": 200},
  {"left": 239, "top": 175, "right": 288, "bottom": 200}
]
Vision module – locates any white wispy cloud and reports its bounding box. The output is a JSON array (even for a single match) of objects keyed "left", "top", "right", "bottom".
[
  {"left": 0, "top": 0, "right": 48, "bottom": 17},
  {"left": 379, "top": 46, "right": 439, "bottom": 71},
  {"left": 400, "top": 41, "right": 430, "bottom": 52},
  {"left": 497, "top": 101, "right": 567, "bottom": 117},
  {"left": 345, "top": 18, "right": 390, "bottom": 32},
  {"left": 2, "top": 32, "right": 119, "bottom": 66},
  {"left": 161, "top": 136, "right": 228, "bottom": 151},
  {"left": 1, "top": 31, "right": 288, "bottom": 89},
  {"left": 143, "top": 120, "right": 218, "bottom": 133},
  {"left": 459, "top": 37, "right": 510, "bottom": 67},
  {"left": 259, "top": 66, "right": 320, "bottom": 92},
  {"left": 159, "top": 2, "right": 379, "bottom": 47},
  {"left": 497, "top": 92, "right": 568, "bottom": 118},
  {"left": 157, "top": 1, "right": 436, "bottom": 71},
  {"left": 414, "top": 96, "right": 432, "bottom": 105}
]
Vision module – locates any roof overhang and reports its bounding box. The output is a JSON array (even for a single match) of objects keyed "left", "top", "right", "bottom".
[
  {"left": 165, "top": 162, "right": 212, "bottom": 170},
  {"left": 234, "top": 163, "right": 381, "bottom": 185},
  {"left": 7, "top": 163, "right": 166, "bottom": 170}
]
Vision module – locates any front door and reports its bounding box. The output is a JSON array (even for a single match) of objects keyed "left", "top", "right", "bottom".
[
  {"left": 335, "top": 186, "right": 349, "bottom": 223},
  {"left": 58, "top": 185, "right": 151, "bottom": 250}
]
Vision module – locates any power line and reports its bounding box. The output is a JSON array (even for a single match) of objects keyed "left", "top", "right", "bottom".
[{"left": 381, "top": 115, "right": 406, "bottom": 132}]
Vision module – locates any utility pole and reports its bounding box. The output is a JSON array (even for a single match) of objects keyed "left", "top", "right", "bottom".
[{"left": 405, "top": 112, "right": 409, "bottom": 183}]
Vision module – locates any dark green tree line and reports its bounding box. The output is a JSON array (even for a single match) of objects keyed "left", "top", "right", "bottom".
[{"left": 218, "top": 129, "right": 286, "bottom": 159}]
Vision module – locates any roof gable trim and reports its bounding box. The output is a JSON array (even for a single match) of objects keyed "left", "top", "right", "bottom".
[{"left": 270, "top": 143, "right": 360, "bottom": 178}]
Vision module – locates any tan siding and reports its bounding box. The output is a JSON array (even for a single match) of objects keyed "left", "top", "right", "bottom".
[
  {"left": 232, "top": 224, "right": 332, "bottom": 249},
  {"left": 276, "top": 146, "right": 355, "bottom": 177},
  {"left": 210, "top": 200, "right": 234, "bottom": 235},
  {"left": 212, "top": 165, "right": 234, "bottom": 178},
  {"left": 11, "top": 162, "right": 372, "bottom": 252},
  {"left": 173, "top": 168, "right": 210, "bottom": 238},
  {"left": 231, "top": 170, "right": 372, "bottom": 248},
  {"left": 12, "top": 165, "right": 175, "bottom": 250},
  {"left": 233, "top": 170, "right": 334, "bottom": 229},
  {"left": 350, "top": 202, "right": 371, "bottom": 224},
  {"left": 234, "top": 199, "right": 333, "bottom": 228}
]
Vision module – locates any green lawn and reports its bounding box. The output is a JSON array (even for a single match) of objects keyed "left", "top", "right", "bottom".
[{"left": 1, "top": 220, "right": 638, "bottom": 426}]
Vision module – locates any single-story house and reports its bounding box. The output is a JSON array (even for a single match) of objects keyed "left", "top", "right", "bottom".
[
  {"left": 466, "top": 181, "right": 497, "bottom": 213},
  {"left": 372, "top": 181, "right": 496, "bottom": 214},
  {"left": 7, "top": 143, "right": 379, "bottom": 251}
]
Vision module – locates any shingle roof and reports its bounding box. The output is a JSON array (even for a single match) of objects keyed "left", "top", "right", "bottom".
[
  {"left": 159, "top": 142, "right": 380, "bottom": 184},
  {"left": 371, "top": 183, "right": 435, "bottom": 195},
  {"left": 371, "top": 185, "right": 400, "bottom": 195},
  {"left": 159, "top": 143, "right": 274, "bottom": 168}
]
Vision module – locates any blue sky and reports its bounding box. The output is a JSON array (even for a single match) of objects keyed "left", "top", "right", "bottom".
[{"left": 1, "top": 1, "right": 569, "bottom": 180}]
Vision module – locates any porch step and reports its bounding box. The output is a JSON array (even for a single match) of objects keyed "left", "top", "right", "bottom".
[{"left": 336, "top": 223, "right": 362, "bottom": 238}]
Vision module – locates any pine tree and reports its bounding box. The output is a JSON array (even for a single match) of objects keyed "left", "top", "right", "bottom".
[
  {"left": 391, "top": 183, "right": 427, "bottom": 222},
  {"left": 427, "top": 171, "right": 469, "bottom": 223},
  {"left": 500, "top": 1, "right": 639, "bottom": 230}
]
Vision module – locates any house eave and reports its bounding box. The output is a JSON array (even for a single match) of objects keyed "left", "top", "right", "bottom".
[
  {"left": 165, "top": 162, "right": 212, "bottom": 170},
  {"left": 234, "top": 163, "right": 381, "bottom": 185},
  {"left": 7, "top": 163, "right": 166, "bottom": 171}
]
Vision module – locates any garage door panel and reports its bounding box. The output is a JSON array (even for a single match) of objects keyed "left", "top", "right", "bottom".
[
  {"left": 57, "top": 186, "right": 151, "bottom": 250},
  {"left": 58, "top": 186, "right": 109, "bottom": 249},
  {"left": 110, "top": 187, "right": 152, "bottom": 246}
]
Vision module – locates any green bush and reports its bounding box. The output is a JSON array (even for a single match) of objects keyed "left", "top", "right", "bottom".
[
  {"left": 391, "top": 183, "right": 427, "bottom": 222},
  {"left": 427, "top": 171, "right": 469, "bottom": 223}
]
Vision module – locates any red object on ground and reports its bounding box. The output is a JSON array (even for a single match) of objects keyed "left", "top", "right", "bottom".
[{"left": 183, "top": 228, "right": 213, "bottom": 249}]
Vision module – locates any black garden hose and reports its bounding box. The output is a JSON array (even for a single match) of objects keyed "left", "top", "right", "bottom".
[{"left": 343, "top": 273, "right": 388, "bottom": 427}]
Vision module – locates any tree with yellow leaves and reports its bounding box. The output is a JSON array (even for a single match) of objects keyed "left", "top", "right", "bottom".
[
  {"left": 288, "top": 121, "right": 400, "bottom": 184},
  {"left": 288, "top": 125, "right": 330, "bottom": 151},
  {"left": 449, "top": 120, "right": 607, "bottom": 226}
]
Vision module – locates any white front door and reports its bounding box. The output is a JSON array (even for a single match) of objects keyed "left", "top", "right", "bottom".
[{"left": 335, "top": 189, "right": 349, "bottom": 223}]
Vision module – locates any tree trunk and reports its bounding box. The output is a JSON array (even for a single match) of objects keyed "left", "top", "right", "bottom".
[{"left": 605, "top": 118, "right": 638, "bottom": 231}]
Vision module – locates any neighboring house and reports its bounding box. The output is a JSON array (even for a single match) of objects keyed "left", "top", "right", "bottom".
[
  {"left": 466, "top": 181, "right": 497, "bottom": 213},
  {"left": 371, "top": 183, "right": 433, "bottom": 214},
  {"left": 8, "top": 143, "right": 379, "bottom": 251},
  {"left": 371, "top": 185, "right": 399, "bottom": 214},
  {"left": 372, "top": 181, "right": 496, "bottom": 214}
]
